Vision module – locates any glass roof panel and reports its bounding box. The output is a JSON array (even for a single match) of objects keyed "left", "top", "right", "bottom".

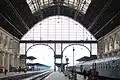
[
  {"left": 20, "top": 16, "right": 97, "bottom": 66},
  {"left": 26, "top": 0, "right": 91, "bottom": 14},
  {"left": 22, "top": 16, "right": 95, "bottom": 40}
]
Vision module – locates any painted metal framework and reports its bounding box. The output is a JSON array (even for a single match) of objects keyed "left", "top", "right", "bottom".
[
  {"left": 1, "top": 0, "right": 120, "bottom": 39},
  {"left": 26, "top": 0, "right": 91, "bottom": 14},
  {"left": 20, "top": 40, "right": 97, "bottom": 71},
  {"left": 19, "top": 16, "right": 97, "bottom": 71},
  {"left": 20, "top": 40, "right": 97, "bottom": 43}
]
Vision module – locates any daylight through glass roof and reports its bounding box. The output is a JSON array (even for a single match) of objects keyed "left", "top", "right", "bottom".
[
  {"left": 20, "top": 16, "right": 97, "bottom": 66},
  {"left": 26, "top": 0, "right": 91, "bottom": 14},
  {"left": 22, "top": 16, "right": 95, "bottom": 40}
]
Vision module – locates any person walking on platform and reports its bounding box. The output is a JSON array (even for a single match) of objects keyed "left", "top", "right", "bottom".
[
  {"left": 92, "top": 69, "right": 99, "bottom": 80},
  {"left": 4, "top": 69, "right": 8, "bottom": 75},
  {"left": 87, "top": 69, "right": 92, "bottom": 80},
  {"left": 83, "top": 70, "right": 87, "bottom": 80},
  {"left": 88, "top": 69, "right": 99, "bottom": 80},
  {"left": 18, "top": 66, "right": 21, "bottom": 73}
]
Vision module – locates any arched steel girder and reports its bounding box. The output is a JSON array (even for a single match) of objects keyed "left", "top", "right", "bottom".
[
  {"left": 24, "top": 43, "right": 92, "bottom": 56},
  {"left": 25, "top": 43, "right": 55, "bottom": 55},
  {"left": 24, "top": 43, "right": 55, "bottom": 68},
  {"left": 0, "top": 0, "right": 86, "bottom": 39},
  {"left": 61, "top": 44, "right": 91, "bottom": 56},
  {"left": 33, "top": 5, "right": 84, "bottom": 26}
]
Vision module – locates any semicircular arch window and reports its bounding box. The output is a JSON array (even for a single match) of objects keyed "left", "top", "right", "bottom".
[{"left": 22, "top": 16, "right": 95, "bottom": 41}]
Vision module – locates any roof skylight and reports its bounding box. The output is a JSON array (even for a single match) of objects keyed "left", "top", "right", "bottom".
[{"left": 26, "top": 0, "right": 91, "bottom": 14}]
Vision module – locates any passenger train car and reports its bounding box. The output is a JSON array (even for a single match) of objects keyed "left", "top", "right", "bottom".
[{"left": 67, "top": 56, "right": 120, "bottom": 79}]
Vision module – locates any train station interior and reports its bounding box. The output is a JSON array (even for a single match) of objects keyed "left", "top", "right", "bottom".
[{"left": 0, "top": 0, "right": 120, "bottom": 80}]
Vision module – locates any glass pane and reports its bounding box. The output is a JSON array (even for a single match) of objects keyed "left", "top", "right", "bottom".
[
  {"left": 22, "top": 16, "right": 96, "bottom": 41},
  {"left": 26, "top": 0, "right": 91, "bottom": 14}
]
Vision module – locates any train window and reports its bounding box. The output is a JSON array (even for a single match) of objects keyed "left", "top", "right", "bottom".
[
  {"left": 103, "top": 63, "right": 105, "bottom": 70},
  {"left": 101, "top": 64, "right": 102, "bottom": 69},
  {"left": 112, "top": 60, "right": 117, "bottom": 67},
  {"left": 116, "top": 64, "right": 119, "bottom": 68},
  {"left": 106, "top": 66, "right": 107, "bottom": 69},
  {"left": 112, "top": 60, "right": 115, "bottom": 63},
  {"left": 108, "top": 65, "right": 109, "bottom": 69},
  {"left": 112, "top": 66, "right": 114, "bottom": 69},
  {"left": 109, "top": 65, "right": 111, "bottom": 69}
]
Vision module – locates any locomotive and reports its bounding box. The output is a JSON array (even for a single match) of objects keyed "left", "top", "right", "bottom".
[{"left": 67, "top": 56, "right": 120, "bottom": 79}]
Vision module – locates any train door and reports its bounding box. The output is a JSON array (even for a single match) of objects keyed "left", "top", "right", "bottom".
[
  {"left": 92, "top": 63, "right": 96, "bottom": 69},
  {"left": 80, "top": 65, "right": 83, "bottom": 72}
]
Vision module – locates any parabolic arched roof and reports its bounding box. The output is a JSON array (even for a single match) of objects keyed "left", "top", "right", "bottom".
[{"left": 0, "top": 0, "right": 120, "bottom": 39}]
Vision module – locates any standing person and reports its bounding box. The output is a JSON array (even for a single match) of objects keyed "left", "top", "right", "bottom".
[
  {"left": 83, "top": 70, "right": 87, "bottom": 80},
  {"left": 4, "top": 69, "right": 8, "bottom": 75},
  {"left": 88, "top": 69, "right": 93, "bottom": 80},
  {"left": 18, "top": 66, "right": 21, "bottom": 73},
  {"left": 80, "top": 65, "right": 83, "bottom": 72},
  {"left": 88, "top": 69, "right": 99, "bottom": 80},
  {"left": 92, "top": 69, "right": 99, "bottom": 80}
]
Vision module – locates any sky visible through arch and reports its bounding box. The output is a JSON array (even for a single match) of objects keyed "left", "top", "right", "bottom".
[{"left": 20, "top": 16, "right": 97, "bottom": 69}]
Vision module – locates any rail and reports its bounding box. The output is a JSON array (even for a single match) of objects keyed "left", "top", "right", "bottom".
[{"left": 22, "top": 71, "right": 53, "bottom": 80}]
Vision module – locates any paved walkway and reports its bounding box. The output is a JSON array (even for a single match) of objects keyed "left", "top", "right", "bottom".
[
  {"left": 44, "top": 72, "right": 69, "bottom": 80},
  {"left": 76, "top": 74, "right": 88, "bottom": 80},
  {"left": 44, "top": 71, "right": 88, "bottom": 80},
  {"left": 0, "top": 71, "right": 43, "bottom": 79}
]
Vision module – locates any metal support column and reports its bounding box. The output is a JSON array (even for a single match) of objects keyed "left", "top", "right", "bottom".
[
  {"left": 61, "top": 43, "right": 63, "bottom": 72},
  {"left": 73, "top": 47, "right": 75, "bottom": 79},
  {"left": 25, "top": 43, "right": 27, "bottom": 68},
  {"left": 54, "top": 43, "right": 56, "bottom": 71},
  {"left": 90, "top": 37, "right": 92, "bottom": 56}
]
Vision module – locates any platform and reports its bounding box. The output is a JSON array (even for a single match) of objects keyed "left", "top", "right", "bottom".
[
  {"left": 44, "top": 71, "right": 88, "bottom": 80},
  {"left": 44, "top": 72, "right": 69, "bottom": 80},
  {"left": 0, "top": 71, "right": 44, "bottom": 79}
]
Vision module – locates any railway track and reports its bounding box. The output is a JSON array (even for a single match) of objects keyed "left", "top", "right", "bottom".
[{"left": 22, "top": 71, "right": 53, "bottom": 80}]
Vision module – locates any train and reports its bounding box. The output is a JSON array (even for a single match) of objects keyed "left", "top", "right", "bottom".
[{"left": 67, "top": 56, "right": 120, "bottom": 79}]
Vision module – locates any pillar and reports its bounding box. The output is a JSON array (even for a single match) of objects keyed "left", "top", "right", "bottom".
[
  {"left": 3, "top": 53, "right": 9, "bottom": 71},
  {"left": 0, "top": 53, "right": 2, "bottom": 66},
  {"left": 2, "top": 53, "right": 5, "bottom": 67},
  {"left": 11, "top": 55, "right": 15, "bottom": 67},
  {"left": 17, "top": 55, "right": 20, "bottom": 68},
  {"left": 4, "top": 53, "right": 7, "bottom": 71},
  {"left": 14, "top": 55, "right": 19, "bottom": 68},
  {"left": 1, "top": 53, "right": 5, "bottom": 72},
  {"left": 7, "top": 54, "right": 10, "bottom": 72},
  {"left": 9, "top": 54, "right": 12, "bottom": 72},
  {"left": 14, "top": 56, "right": 16, "bottom": 67}
]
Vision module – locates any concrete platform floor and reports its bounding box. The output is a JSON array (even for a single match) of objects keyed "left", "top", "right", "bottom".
[
  {"left": 0, "top": 71, "right": 43, "bottom": 79},
  {"left": 44, "top": 72, "right": 69, "bottom": 80},
  {"left": 44, "top": 71, "right": 88, "bottom": 80},
  {"left": 44, "top": 72, "right": 87, "bottom": 80}
]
